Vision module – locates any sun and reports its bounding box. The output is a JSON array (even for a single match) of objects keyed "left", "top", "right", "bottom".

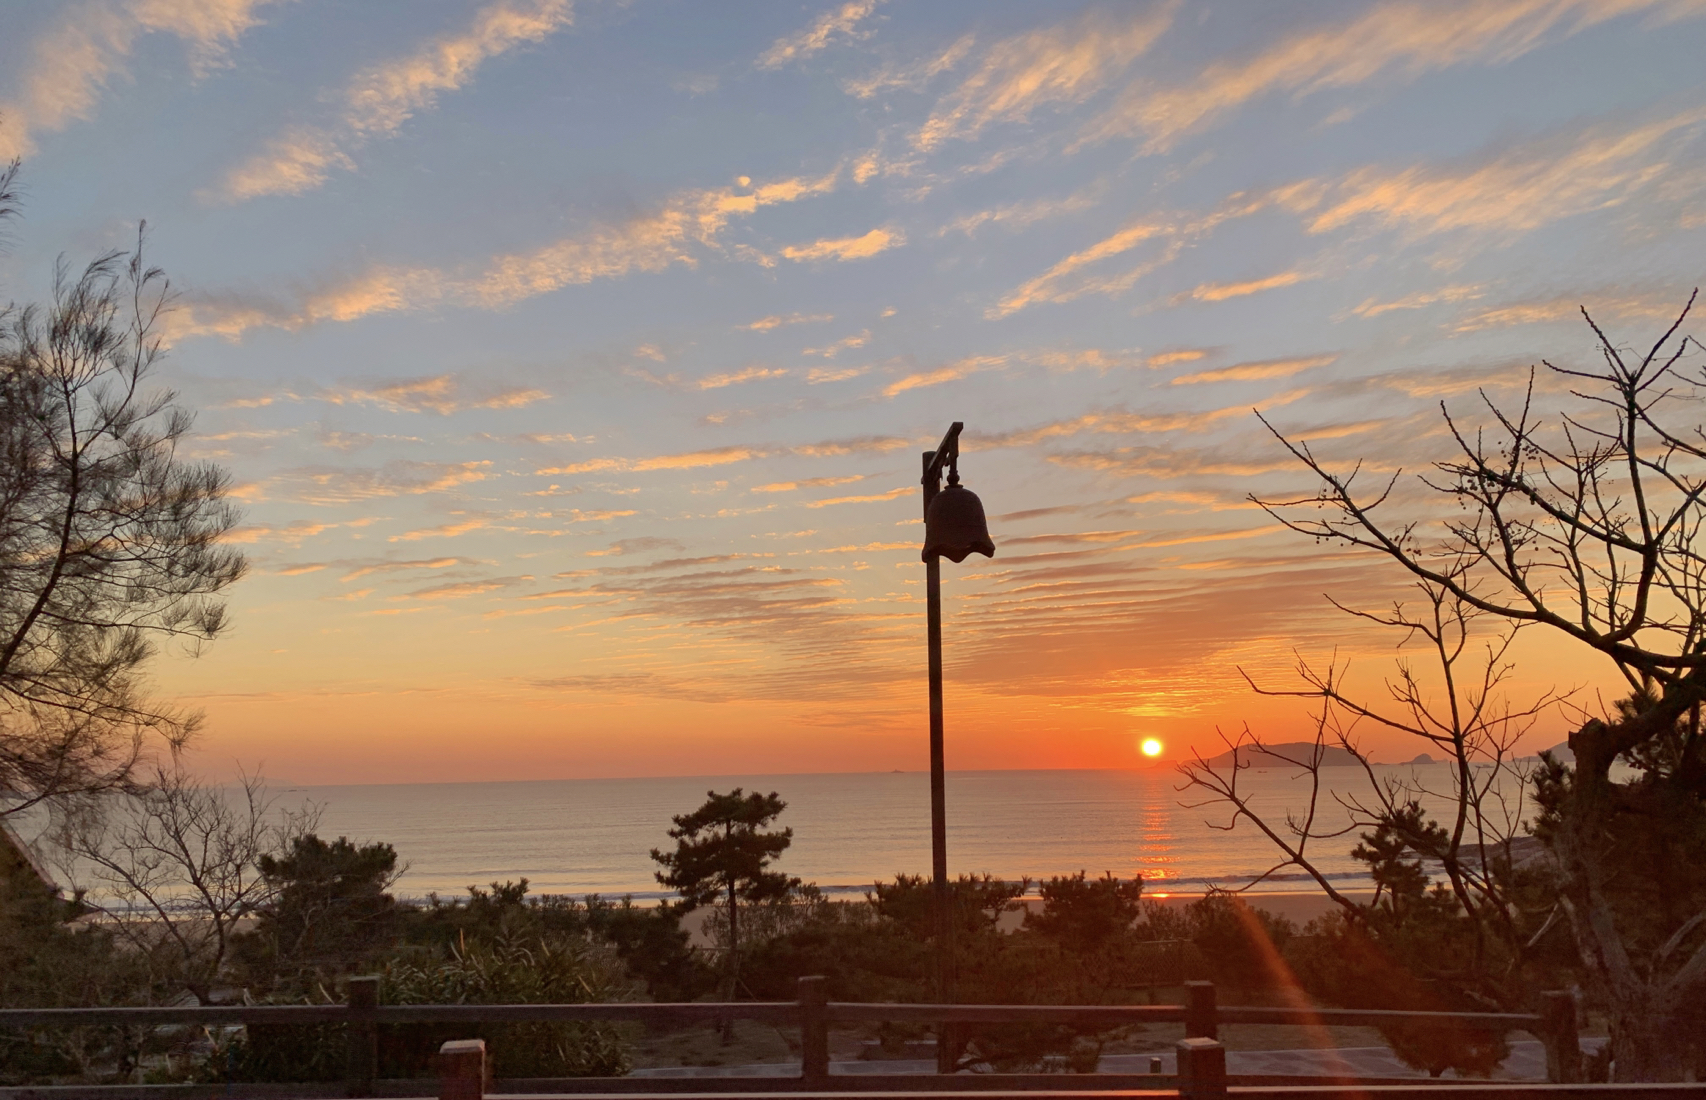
[{"left": 1140, "top": 738, "right": 1164, "bottom": 758}]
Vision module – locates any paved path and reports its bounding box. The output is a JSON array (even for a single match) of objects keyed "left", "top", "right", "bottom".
[{"left": 632, "top": 1039, "right": 1607, "bottom": 1081}]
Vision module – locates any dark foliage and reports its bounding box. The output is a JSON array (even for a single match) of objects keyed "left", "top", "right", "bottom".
[
  {"left": 0, "top": 185, "right": 245, "bottom": 816},
  {"left": 237, "top": 834, "right": 400, "bottom": 988}
]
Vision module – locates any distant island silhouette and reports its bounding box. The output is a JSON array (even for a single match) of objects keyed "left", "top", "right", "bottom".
[{"left": 1203, "top": 742, "right": 1365, "bottom": 769}]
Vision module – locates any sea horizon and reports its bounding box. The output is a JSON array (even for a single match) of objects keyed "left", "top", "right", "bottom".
[{"left": 284, "top": 766, "right": 1489, "bottom": 902}]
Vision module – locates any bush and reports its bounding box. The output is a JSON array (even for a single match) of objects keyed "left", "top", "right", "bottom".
[{"left": 379, "top": 932, "right": 635, "bottom": 1078}]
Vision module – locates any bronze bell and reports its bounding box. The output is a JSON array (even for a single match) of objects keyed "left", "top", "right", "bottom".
[{"left": 922, "top": 482, "right": 995, "bottom": 563}]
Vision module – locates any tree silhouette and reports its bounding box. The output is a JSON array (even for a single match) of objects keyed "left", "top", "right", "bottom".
[
  {"left": 651, "top": 789, "right": 796, "bottom": 1014},
  {"left": 0, "top": 160, "right": 245, "bottom": 817},
  {"left": 1183, "top": 297, "right": 1706, "bottom": 1081}
]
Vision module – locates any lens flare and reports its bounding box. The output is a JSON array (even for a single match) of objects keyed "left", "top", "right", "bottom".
[{"left": 1140, "top": 738, "right": 1163, "bottom": 758}]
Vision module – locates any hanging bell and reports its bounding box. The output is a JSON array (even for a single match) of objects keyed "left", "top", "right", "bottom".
[{"left": 922, "top": 483, "right": 996, "bottom": 563}]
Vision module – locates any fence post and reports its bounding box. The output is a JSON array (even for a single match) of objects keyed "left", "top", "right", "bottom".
[
  {"left": 345, "top": 975, "right": 379, "bottom": 1099},
  {"left": 1176, "top": 1037, "right": 1226, "bottom": 1100},
  {"left": 438, "top": 1039, "right": 485, "bottom": 1100},
  {"left": 1541, "top": 990, "right": 1581, "bottom": 1083},
  {"left": 1184, "top": 980, "right": 1217, "bottom": 1040},
  {"left": 797, "top": 975, "right": 829, "bottom": 1086}
]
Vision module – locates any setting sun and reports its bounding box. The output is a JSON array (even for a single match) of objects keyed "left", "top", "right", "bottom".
[{"left": 1140, "top": 738, "right": 1164, "bottom": 758}]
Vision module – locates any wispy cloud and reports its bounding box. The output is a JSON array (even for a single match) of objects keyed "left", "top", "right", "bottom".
[
  {"left": 782, "top": 228, "right": 904, "bottom": 262},
  {"left": 1024, "top": 348, "right": 1145, "bottom": 372},
  {"left": 402, "top": 576, "right": 532, "bottom": 600},
  {"left": 986, "top": 390, "right": 1310, "bottom": 448},
  {"left": 758, "top": 0, "right": 883, "bottom": 69},
  {"left": 1147, "top": 349, "right": 1211, "bottom": 368},
  {"left": 214, "top": 0, "right": 572, "bottom": 201},
  {"left": 1297, "top": 107, "right": 1706, "bottom": 240},
  {"left": 340, "top": 557, "right": 475, "bottom": 582},
  {"left": 1170, "top": 355, "right": 1337, "bottom": 385},
  {"left": 803, "top": 486, "right": 912, "bottom": 508},
  {"left": 172, "top": 169, "right": 842, "bottom": 339},
  {"left": 271, "top": 460, "right": 493, "bottom": 505},
  {"left": 802, "top": 331, "right": 870, "bottom": 357},
  {"left": 938, "top": 185, "right": 1103, "bottom": 237},
  {"left": 0, "top": 0, "right": 283, "bottom": 160},
  {"left": 388, "top": 518, "right": 490, "bottom": 542},
  {"left": 883, "top": 355, "right": 1007, "bottom": 397},
  {"left": 913, "top": 2, "right": 1176, "bottom": 151},
  {"left": 222, "top": 519, "right": 340, "bottom": 546},
  {"left": 845, "top": 33, "right": 974, "bottom": 99},
  {"left": 1181, "top": 270, "right": 1314, "bottom": 303},
  {"left": 320, "top": 375, "right": 550, "bottom": 414},
  {"left": 996, "top": 104, "right": 1704, "bottom": 322},
  {"left": 586, "top": 537, "right": 686, "bottom": 557},
  {"left": 806, "top": 365, "right": 873, "bottom": 384},
  {"left": 1452, "top": 289, "right": 1687, "bottom": 332},
  {"left": 744, "top": 312, "right": 834, "bottom": 331},
  {"left": 752, "top": 475, "right": 868, "bottom": 493},
  {"left": 537, "top": 446, "right": 768, "bottom": 476},
  {"left": 988, "top": 219, "right": 1179, "bottom": 318},
  {"left": 696, "top": 366, "right": 791, "bottom": 390},
  {"left": 1350, "top": 284, "right": 1484, "bottom": 318},
  {"left": 537, "top": 436, "right": 914, "bottom": 478},
  {"left": 1083, "top": 0, "right": 1706, "bottom": 153}
]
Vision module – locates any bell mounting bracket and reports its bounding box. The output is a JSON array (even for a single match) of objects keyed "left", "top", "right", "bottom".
[{"left": 921, "top": 421, "right": 964, "bottom": 511}]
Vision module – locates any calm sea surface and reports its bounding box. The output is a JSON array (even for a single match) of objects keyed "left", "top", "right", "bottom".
[{"left": 289, "top": 766, "right": 1501, "bottom": 901}]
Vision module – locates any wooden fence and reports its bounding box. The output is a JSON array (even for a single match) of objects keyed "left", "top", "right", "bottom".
[{"left": 2, "top": 977, "right": 1696, "bottom": 1100}]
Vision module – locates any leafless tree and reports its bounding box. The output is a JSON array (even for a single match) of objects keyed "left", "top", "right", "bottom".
[
  {"left": 1182, "top": 586, "right": 1562, "bottom": 1022},
  {"left": 1184, "top": 297, "right": 1706, "bottom": 1081},
  {"left": 0, "top": 162, "right": 244, "bottom": 818},
  {"left": 52, "top": 765, "right": 319, "bottom": 1005}
]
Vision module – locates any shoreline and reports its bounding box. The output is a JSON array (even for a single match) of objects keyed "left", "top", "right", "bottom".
[{"left": 675, "top": 889, "right": 1375, "bottom": 945}]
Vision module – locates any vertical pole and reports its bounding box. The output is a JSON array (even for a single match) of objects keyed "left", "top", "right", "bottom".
[
  {"left": 1184, "top": 980, "right": 1217, "bottom": 1040},
  {"left": 345, "top": 975, "right": 379, "bottom": 1099},
  {"left": 1176, "top": 1038, "right": 1226, "bottom": 1100},
  {"left": 1541, "top": 990, "right": 1581, "bottom": 1083},
  {"left": 798, "top": 975, "right": 829, "bottom": 1085},
  {"left": 437, "top": 1039, "right": 485, "bottom": 1100},
  {"left": 923, "top": 449, "right": 954, "bottom": 1074}
]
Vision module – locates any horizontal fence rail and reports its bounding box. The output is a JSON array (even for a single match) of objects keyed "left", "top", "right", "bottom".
[{"left": 0, "top": 977, "right": 1643, "bottom": 1100}]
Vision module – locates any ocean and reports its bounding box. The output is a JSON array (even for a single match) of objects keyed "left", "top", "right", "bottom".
[{"left": 288, "top": 765, "right": 1504, "bottom": 902}]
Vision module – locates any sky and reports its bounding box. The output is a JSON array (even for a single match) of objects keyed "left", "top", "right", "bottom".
[{"left": 2, "top": 0, "right": 1705, "bottom": 785}]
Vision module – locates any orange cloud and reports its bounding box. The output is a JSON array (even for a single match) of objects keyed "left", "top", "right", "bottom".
[
  {"left": 883, "top": 355, "right": 1007, "bottom": 397},
  {"left": 697, "top": 366, "right": 790, "bottom": 389},
  {"left": 1301, "top": 107, "right": 1706, "bottom": 239},
  {"left": 913, "top": 2, "right": 1175, "bottom": 150},
  {"left": 537, "top": 446, "right": 769, "bottom": 476},
  {"left": 757, "top": 0, "right": 883, "bottom": 69},
  {"left": 744, "top": 312, "right": 834, "bottom": 331},
  {"left": 1171, "top": 355, "right": 1337, "bottom": 385},
  {"left": 1351, "top": 284, "right": 1485, "bottom": 317},
  {"left": 319, "top": 374, "right": 549, "bottom": 415},
  {"left": 173, "top": 168, "right": 842, "bottom": 339},
  {"left": 0, "top": 0, "right": 282, "bottom": 160},
  {"left": 938, "top": 185, "right": 1103, "bottom": 237},
  {"left": 1452, "top": 289, "right": 1685, "bottom": 332},
  {"left": 388, "top": 519, "right": 490, "bottom": 542},
  {"left": 803, "top": 487, "right": 913, "bottom": 508},
  {"left": 1185, "top": 270, "right": 1314, "bottom": 303},
  {"left": 1084, "top": 0, "right": 1706, "bottom": 152},
  {"left": 1147, "top": 349, "right": 1211, "bottom": 368},
  {"left": 214, "top": 0, "right": 573, "bottom": 201},
  {"left": 752, "top": 476, "right": 867, "bottom": 493},
  {"left": 802, "top": 331, "right": 870, "bottom": 357},
  {"left": 782, "top": 228, "right": 904, "bottom": 262}
]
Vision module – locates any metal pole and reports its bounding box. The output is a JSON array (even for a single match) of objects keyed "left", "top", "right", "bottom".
[
  {"left": 922, "top": 441, "right": 954, "bottom": 1074},
  {"left": 928, "top": 549, "right": 948, "bottom": 971}
]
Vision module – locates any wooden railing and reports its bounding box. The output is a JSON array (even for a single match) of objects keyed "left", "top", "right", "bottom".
[{"left": 0, "top": 976, "right": 1681, "bottom": 1100}]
